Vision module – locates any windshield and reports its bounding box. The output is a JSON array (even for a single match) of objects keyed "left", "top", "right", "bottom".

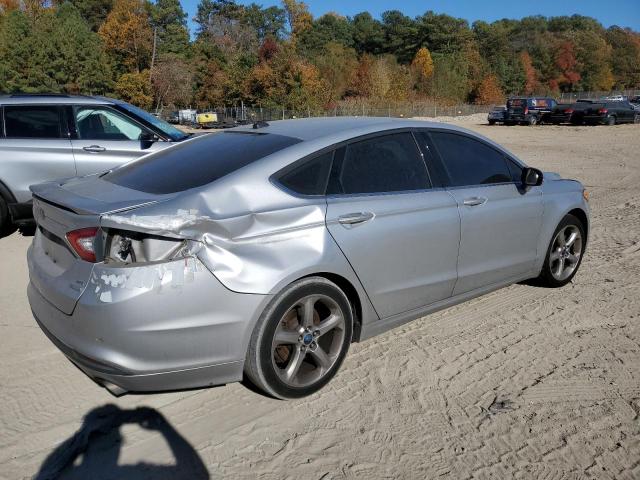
[{"left": 117, "top": 103, "right": 189, "bottom": 142}]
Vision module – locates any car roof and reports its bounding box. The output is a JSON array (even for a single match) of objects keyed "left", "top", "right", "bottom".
[
  {"left": 0, "top": 94, "right": 119, "bottom": 105},
  {"left": 232, "top": 116, "right": 471, "bottom": 143}
]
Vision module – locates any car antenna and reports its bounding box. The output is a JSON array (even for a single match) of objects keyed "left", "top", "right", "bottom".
[{"left": 252, "top": 120, "right": 269, "bottom": 129}]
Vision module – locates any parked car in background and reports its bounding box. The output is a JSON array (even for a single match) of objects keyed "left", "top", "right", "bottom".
[
  {"left": 630, "top": 96, "right": 640, "bottom": 110},
  {"left": 487, "top": 106, "right": 507, "bottom": 125},
  {"left": 166, "top": 111, "right": 180, "bottom": 124},
  {"left": 602, "top": 95, "right": 627, "bottom": 102},
  {"left": 27, "top": 117, "right": 589, "bottom": 399},
  {"left": 582, "top": 101, "right": 639, "bottom": 125},
  {"left": 505, "top": 97, "right": 557, "bottom": 125},
  {"left": 0, "top": 94, "right": 191, "bottom": 233},
  {"left": 548, "top": 100, "right": 593, "bottom": 125}
]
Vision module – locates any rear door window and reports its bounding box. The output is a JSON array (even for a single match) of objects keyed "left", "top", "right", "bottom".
[
  {"left": 277, "top": 151, "right": 333, "bottom": 196},
  {"left": 429, "top": 131, "right": 511, "bottom": 187},
  {"left": 4, "top": 106, "right": 62, "bottom": 138},
  {"left": 327, "top": 132, "right": 430, "bottom": 195},
  {"left": 104, "top": 131, "right": 302, "bottom": 194}
]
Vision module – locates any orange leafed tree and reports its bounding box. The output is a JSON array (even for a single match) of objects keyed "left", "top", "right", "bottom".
[
  {"left": 99, "top": 0, "right": 153, "bottom": 73},
  {"left": 520, "top": 51, "right": 539, "bottom": 95},
  {"left": 554, "top": 41, "right": 581, "bottom": 91},
  {"left": 475, "top": 74, "right": 504, "bottom": 105},
  {"left": 0, "top": 0, "right": 20, "bottom": 15}
]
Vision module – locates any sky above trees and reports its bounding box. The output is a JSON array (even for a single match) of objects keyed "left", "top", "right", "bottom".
[{"left": 181, "top": 0, "right": 640, "bottom": 32}]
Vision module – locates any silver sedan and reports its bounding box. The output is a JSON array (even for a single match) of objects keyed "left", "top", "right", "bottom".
[{"left": 27, "top": 118, "right": 589, "bottom": 399}]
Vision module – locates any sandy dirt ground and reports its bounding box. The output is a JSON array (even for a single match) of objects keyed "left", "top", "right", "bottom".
[{"left": 1, "top": 116, "right": 639, "bottom": 479}]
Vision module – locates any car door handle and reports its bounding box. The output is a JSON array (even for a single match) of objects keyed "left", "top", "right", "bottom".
[
  {"left": 83, "top": 145, "right": 106, "bottom": 153},
  {"left": 463, "top": 197, "right": 487, "bottom": 206},
  {"left": 338, "top": 212, "right": 375, "bottom": 225}
]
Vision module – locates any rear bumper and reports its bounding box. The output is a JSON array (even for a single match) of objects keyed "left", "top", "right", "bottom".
[
  {"left": 583, "top": 115, "right": 608, "bottom": 124},
  {"left": 28, "top": 257, "right": 272, "bottom": 394}
]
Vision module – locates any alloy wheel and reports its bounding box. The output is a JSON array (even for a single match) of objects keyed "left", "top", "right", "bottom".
[
  {"left": 271, "top": 294, "right": 346, "bottom": 388},
  {"left": 549, "top": 225, "right": 583, "bottom": 281}
]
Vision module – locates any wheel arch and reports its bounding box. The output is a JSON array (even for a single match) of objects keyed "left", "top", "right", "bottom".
[
  {"left": 300, "top": 272, "right": 364, "bottom": 342},
  {"left": 567, "top": 207, "right": 589, "bottom": 244}
]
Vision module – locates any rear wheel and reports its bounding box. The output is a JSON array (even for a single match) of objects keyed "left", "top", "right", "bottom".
[
  {"left": 528, "top": 116, "right": 538, "bottom": 126},
  {"left": 536, "top": 214, "right": 585, "bottom": 288},
  {"left": 245, "top": 277, "right": 353, "bottom": 399},
  {"left": 634, "top": 114, "right": 640, "bottom": 124},
  {"left": 607, "top": 115, "right": 616, "bottom": 126},
  {"left": 488, "top": 120, "right": 496, "bottom": 125}
]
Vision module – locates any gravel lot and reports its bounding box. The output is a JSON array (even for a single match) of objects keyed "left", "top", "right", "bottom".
[{"left": 1, "top": 117, "right": 639, "bottom": 479}]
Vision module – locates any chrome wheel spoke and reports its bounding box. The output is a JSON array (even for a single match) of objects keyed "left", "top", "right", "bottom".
[
  {"left": 550, "top": 250, "right": 561, "bottom": 262},
  {"left": 556, "top": 233, "right": 566, "bottom": 247},
  {"left": 554, "top": 257, "right": 565, "bottom": 277},
  {"left": 284, "top": 347, "right": 305, "bottom": 382},
  {"left": 567, "top": 253, "right": 579, "bottom": 264},
  {"left": 316, "top": 313, "right": 342, "bottom": 337},
  {"left": 299, "top": 297, "right": 316, "bottom": 328},
  {"left": 565, "top": 231, "right": 578, "bottom": 247},
  {"left": 309, "top": 346, "right": 331, "bottom": 371}
]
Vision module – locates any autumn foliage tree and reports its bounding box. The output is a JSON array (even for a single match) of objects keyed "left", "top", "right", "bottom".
[
  {"left": 99, "top": 0, "right": 153, "bottom": 73},
  {"left": 411, "top": 46, "right": 434, "bottom": 94},
  {"left": 475, "top": 74, "right": 504, "bottom": 105}
]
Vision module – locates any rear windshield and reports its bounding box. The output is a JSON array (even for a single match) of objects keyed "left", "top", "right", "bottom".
[
  {"left": 507, "top": 99, "right": 525, "bottom": 108},
  {"left": 104, "top": 131, "right": 302, "bottom": 194}
]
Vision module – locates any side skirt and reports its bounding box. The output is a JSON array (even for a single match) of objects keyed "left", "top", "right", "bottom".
[{"left": 359, "top": 271, "right": 537, "bottom": 341}]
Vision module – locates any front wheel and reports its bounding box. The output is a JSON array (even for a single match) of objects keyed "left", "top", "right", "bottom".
[
  {"left": 536, "top": 214, "right": 585, "bottom": 288},
  {"left": 528, "top": 116, "right": 538, "bottom": 126},
  {"left": 245, "top": 277, "right": 353, "bottom": 399}
]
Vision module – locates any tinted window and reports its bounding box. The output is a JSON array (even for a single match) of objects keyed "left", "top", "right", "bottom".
[
  {"left": 117, "top": 102, "right": 188, "bottom": 141},
  {"left": 327, "top": 133, "right": 430, "bottom": 195},
  {"left": 104, "top": 131, "right": 302, "bottom": 194},
  {"left": 278, "top": 151, "right": 333, "bottom": 195},
  {"left": 75, "top": 106, "right": 144, "bottom": 140},
  {"left": 4, "top": 106, "right": 61, "bottom": 138},
  {"left": 430, "top": 132, "right": 511, "bottom": 187}
]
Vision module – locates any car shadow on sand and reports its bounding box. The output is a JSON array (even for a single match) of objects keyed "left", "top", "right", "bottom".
[{"left": 34, "top": 404, "right": 210, "bottom": 480}]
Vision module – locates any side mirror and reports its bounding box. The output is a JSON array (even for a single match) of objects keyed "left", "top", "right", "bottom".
[
  {"left": 140, "top": 132, "right": 157, "bottom": 149},
  {"left": 522, "top": 167, "right": 543, "bottom": 187}
]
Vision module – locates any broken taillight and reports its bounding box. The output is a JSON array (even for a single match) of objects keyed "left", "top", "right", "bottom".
[{"left": 66, "top": 227, "right": 99, "bottom": 262}]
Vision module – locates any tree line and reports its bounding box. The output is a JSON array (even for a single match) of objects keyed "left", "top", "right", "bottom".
[{"left": 1, "top": 0, "right": 639, "bottom": 111}]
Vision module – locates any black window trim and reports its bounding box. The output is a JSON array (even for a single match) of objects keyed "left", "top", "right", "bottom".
[
  {"left": 423, "top": 128, "right": 526, "bottom": 190},
  {"left": 2, "top": 104, "right": 66, "bottom": 140},
  {"left": 271, "top": 128, "right": 440, "bottom": 199},
  {"left": 69, "top": 104, "right": 155, "bottom": 142}
]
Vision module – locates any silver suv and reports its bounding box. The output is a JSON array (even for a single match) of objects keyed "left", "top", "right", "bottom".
[{"left": 0, "top": 94, "right": 190, "bottom": 233}]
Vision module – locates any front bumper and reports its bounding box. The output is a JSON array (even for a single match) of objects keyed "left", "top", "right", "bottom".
[{"left": 28, "top": 257, "right": 271, "bottom": 394}]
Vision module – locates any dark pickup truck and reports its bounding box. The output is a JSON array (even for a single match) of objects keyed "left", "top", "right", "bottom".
[
  {"left": 505, "top": 97, "right": 557, "bottom": 125},
  {"left": 582, "top": 101, "right": 639, "bottom": 125}
]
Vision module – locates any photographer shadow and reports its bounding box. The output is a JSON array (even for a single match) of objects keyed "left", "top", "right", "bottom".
[{"left": 35, "top": 404, "right": 209, "bottom": 480}]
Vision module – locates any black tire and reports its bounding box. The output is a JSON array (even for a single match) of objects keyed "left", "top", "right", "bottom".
[
  {"left": 528, "top": 116, "right": 538, "bottom": 126},
  {"left": 634, "top": 114, "right": 640, "bottom": 124},
  {"left": 536, "top": 214, "right": 586, "bottom": 288},
  {"left": 245, "top": 277, "right": 353, "bottom": 399},
  {"left": 488, "top": 120, "right": 496, "bottom": 125},
  {"left": 0, "top": 197, "right": 14, "bottom": 238},
  {"left": 607, "top": 115, "right": 616, "bottom": 126}
]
